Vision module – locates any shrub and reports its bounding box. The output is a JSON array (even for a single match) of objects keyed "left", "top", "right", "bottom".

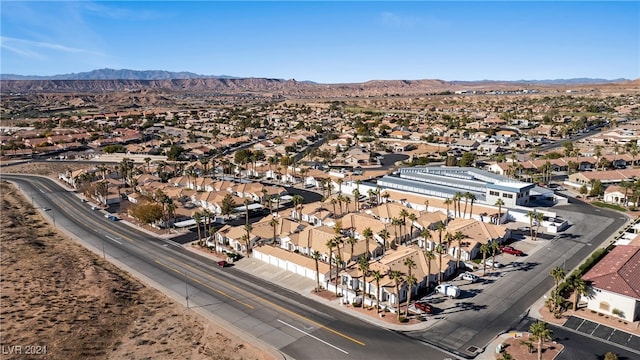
[{"left": 398, "top": 316, "right": 408, "bottom": 323}]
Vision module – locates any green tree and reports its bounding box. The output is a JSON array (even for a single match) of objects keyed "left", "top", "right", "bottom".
[
  {"left": 362, "top": 227, "right": 373, "bottom": 259},
  {"left": 495, "top": 198, "right": 504, "bottom": 224},
  {"left": 166, "top": 144, "right": 184, "bottom": 161},
  {"left": 269, "top": 217, "right": 279, "bottom": 244},
  {"left": 424, "top": 250, "right": 435, "bottom": 291},
  {"left": 529, "top": 321, "right": 552, "bottom": 360},
  {"left": 130, "top": 202, "right": 163, "bottom": 224},
  {"left": 220, "top": 194, "right": 237, "bottom": 219},
  {"left": 194, "top": 211, "right": 202, "bottom": 245},
  {"left": 490, "top": 241, "right": 500, "bottom": 271},
  {"left": 403, "top": 257, "right": 417, "bottom": 317},
  {"left": 481, "top": 243, "right": 490, "bottom": 276},
  {"left": 357, "top": 256, "right": 369, "bottom": 296},
  {"left": 568, "top": 276, "right": 588, "bottom": 311},
  {"left": 604, "top": 352, "right": 619, "bottom": 360},
  {"left": 404, "top": 274, "right": 417, "bottom": 318}
]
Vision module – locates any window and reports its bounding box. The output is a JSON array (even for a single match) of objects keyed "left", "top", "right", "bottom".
[
  {"left": 502, "top": 193, "right": 513, "bottom": 199},
  {"left": 489, "top": 190, "right": 499, "bottom": 196}
]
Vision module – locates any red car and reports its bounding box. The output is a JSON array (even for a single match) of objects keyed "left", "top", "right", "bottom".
[
  {"left": 415, "top": 301, "right": 432, "bottom": 314},
  {"left": 217, "top": 260, "right": 228, "bottom": 268},
  {"left": 500, "top": 246, "right": 523, "bottom": 256}
]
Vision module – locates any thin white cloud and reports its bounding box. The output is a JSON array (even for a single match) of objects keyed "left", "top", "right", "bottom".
[
  {"left": 0, "top": 36, "right": 104, "bottom": 58},
  {"left": 380, "top": 12, "right": 419, "bottom": 27}
]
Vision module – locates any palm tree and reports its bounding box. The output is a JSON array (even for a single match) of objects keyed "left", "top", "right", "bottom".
[
  {"left": 454, "top": 191, "right": 463, "bottom": 218},
  {"left": 378, "top": 229, "right": 390, "bottom": 255},
  {"left": 326, "top": 238, "right": 336, "bottom": 288},
  {"left": 371, "top": 270, "right": 384, "bottom": 313},
  {"left": 269, "top": 217, "right": 279, "bottom": 244},
  {"left": 462, "top": 192, "right": 471, "bottom": 218},
  {"left": 527, "top": 210, "right": 536, "bottom": 239},
  {"left": 534, "top": 212, "right": 544, "bottom": 241},
  {"left": 194, "top": 211, "right": 202, "bottom": 245},
  {"left": 292, "top": 194, "right": 304, "bottom": 221},
  {"left": 494, "top": 198, "right": 504, "bottom": 224},
  {"left": 468, "top": 193, "right": 477, "bottom": 219},
  {"left": 362, "top": 227, "right": 373, "bottom": 259},
  {"left": 404, "top": 274, "right": 417, "bottom": 318},
  {"left": 568, "top": 276, "right": 588, "bottom": 311},
  {"left": 454, "top": 231, "right": 465, "bottom": 268},
  {"left": 344, "top": 196, "right": 351, "bottom": 214},
  {"left": 356, "top": 256, "right": 369, "bottom": 296},
  {"left": 387, "top": 217, "right": 399, "bottom": 245},
  {"left": 403, "top": 257, "right": 416, "bottom": 317},
  {"left": 435, "top": 242, "right": 445, "bottom": 284},
  {"left": 144, "top": 157, "right": 151, "bottom": 173},
  {"left": 443, "top": 198, "right": 453, "bottom": 223},
  {"left": 346, "top": 235, "right": 357, "bottom": 264},
  {"left": 389, "top": 270, "right": 404, "bottom": 320},
  {"left": 550, "top": 266, "right": 566, "bottom": 312},
  {"left": 399, "top": 209, "right": 409, "bottom": 243},
  {"left": 490, "top": 241, "right": 500, "bottom": 271},
  {"left": 243, "top": 224, "right": 253, "bottom": 257},
  {"left": 334, "top": 254, "right": 343, "bottom": 297},
  {"left": 312, "top": 250, "right": 322, "bottom": 292},
  {"left": 480, "top": 243, "right": 490, "bottom": 276},
  {"left": 529, "top": 321, "right": 552, "bottom": 360},
  {"left": 424, "top": 249, "right": 435, "bottom": 291},
  {"left": 352, "top": 189, "right": 361, "bottom": 212},
  {"left": 407, "top": 213, "right": 417, "bottom": 240},
  {"left": 419, "top": 228, "right": 432, "bottom": 252}
]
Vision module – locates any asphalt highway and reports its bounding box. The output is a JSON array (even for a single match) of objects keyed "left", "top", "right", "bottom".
[{"left": 3, "top": 174, "right": 453, "bottom": 360}]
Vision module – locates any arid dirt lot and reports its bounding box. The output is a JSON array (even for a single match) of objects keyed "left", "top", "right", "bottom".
[{"left": 0, "top": 179, "right": 274, "bottom": 360}]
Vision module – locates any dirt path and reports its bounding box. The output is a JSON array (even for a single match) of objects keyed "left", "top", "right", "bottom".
[{"left": 0, "top": 180, "right": 274, "bottom": 360}]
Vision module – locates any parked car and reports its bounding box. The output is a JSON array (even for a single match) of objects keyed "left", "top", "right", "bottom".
[
  {"left": 414, "top": 301, "right": 432, "bottom": 314},
  {"left": 91, "top": 206, "right": 99, "bottom": 210},
  {"left": 500, "top": 245, "right": 524, "bottom": 256},
  {"left": 217, "top": 260, "right": 228, "bottom": 268},
  {"left": 104, "top": 214, "right": 119, "bottom": 221},
  {"left": 485, "top": 258, "right": 504, "bottom": 268},
  {"left": 460, "top": 272, "right": 479, "bottom": 282},
  {"left": 42, "top": 207, "right": 51, "bottom": 211},
  {"left": 435, "top": 283, "right": 461, "bottom": 299}
]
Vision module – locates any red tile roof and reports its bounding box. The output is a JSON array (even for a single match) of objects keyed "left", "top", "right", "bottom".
[{"left": 583, "top": 246, "right": 640, "bottom": 299}]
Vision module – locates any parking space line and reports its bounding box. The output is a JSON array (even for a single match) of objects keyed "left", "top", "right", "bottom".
[
  {"left": 575, "top": 318, "right": 586, "bottom": 331},
  {"left": 591, "top": 323, "right": 600, "bottom": 336},
  {"left": 607, "top": 329, "right": 615, "bottom": 341}
]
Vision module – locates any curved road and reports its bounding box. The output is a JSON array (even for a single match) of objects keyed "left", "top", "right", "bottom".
[{"left": 3, "top": 174, "right": 452, "bottom": 360}]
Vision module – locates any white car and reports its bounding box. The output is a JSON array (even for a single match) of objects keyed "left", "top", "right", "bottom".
[
  {"left": 435, "top": 283, "right": 461, "bottom": 299},
  {"left": 460, "top": 272, "right": 479, "bottom": 282},
  {"left": 486, "top": 258, "right": 504, "bottom": 268}
]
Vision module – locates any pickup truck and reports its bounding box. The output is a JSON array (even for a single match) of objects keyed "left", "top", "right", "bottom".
[{"left": 435, "top": 283, "right": 461, "bottom": 299}]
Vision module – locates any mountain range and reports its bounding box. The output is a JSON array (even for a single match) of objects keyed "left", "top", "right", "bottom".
[{"left": 0, "top": 68, "right": 630, "bottom": 85}]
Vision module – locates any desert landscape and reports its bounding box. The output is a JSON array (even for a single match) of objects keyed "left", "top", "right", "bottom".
[{"left": 0, "top": 177, "right": 274, "bottom": 360}]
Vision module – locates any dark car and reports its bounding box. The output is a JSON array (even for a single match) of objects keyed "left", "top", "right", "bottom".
[
  {"left": 217, "top": 260, "right": 228, "bottom": 268},
  {"left": 500, "top": 245, "right": 523, "bottom": 256}
]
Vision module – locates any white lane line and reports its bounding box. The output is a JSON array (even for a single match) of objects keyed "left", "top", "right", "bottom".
[
  {"left": 105, "top": 234, "right": 123, "bottom": 245},
  {"left": 277, "top": 319, "right": 348, "bottom": 354}
]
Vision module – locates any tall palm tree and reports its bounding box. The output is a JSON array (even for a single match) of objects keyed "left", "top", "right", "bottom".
[
  {"left": 462, "top": 192, "right": 471, "bottom": 218},
  {"left": 435, "top": 242, "right": 445, "bottom": 284},
  {"left": 403, "top": 257, "right": 416, "bottom": 317},
  {"left": 494, "top": 198, "right": 504, "bottom": 224},
  {"left": 269, "top": 217, "right": 279, "bottom": 244},
  {"left": 490, "top": 241, "right": 500, "bottom": 271},
  {"left": 424, "top": 249, "right": 435, "bottom": 291},
  {"left": 480, "top": 243, "right": 490, "bottom": 276},
  {"left": 454, "top": 191, "right": 463, "bottom": 218},
  {"left": 468, "top": 193, "right": 477, "bottom": 219},
  {"left": 362, "top": 227, "right": 373, "bottom": 259},
  {"left": 399, "top": 209, "right": 409, "bottom": 242},
  {"left": 568, "top": 276, "right": 588, "bottom": 311},
  {"left": 454, "top": 231, "right": 465, "bottom": 268},
  {"left": 527, "top": 210, "right": 536, "bottom": 238},
  {"left": 404, "top": 275, "right": 417, "bottom": 318},
  {"left": 407, "top": 213, "right": 417, "bottom": 240},
  {"left": 391, "top": 217, "right": 402, "bottom": 245},
  {"left": 419, "top": 228, "right": 432, "bottom": 252},
  {"left": 378, "top": 229, "right": 390, "bottom": 255},
  {"left": 529, "top": 321, "right": 552, "bottom": 360},
  {"left": 534, "top": 212, "right": 544, "bottom": 241},
  {"left": 352, "top": 189, "right": 361, "bottom": 212},
  {"left": 371, "top": 270, "right": 384, "bottom": 313},
  {"left": 344, "top": 196, "right": 351, "bottom": 214},
  {"left": 443, "top": 198, "right": 453, "bottom": 223},
  {"left": 312, "top": 250, "right": 322, "bottom": 292},
  {"left": 334, "top": 254, "right": 344, "bottom": 297},
  {"left": 292, "top": 194, "right": 304, "bottom": 221},
  {"left": 550, "top": 266, "right": 566, "bottom": 312},
  {"left": 194, "top": 211, "right": 203, "bottom": 245},
  {"left": 389, "top": 270, "right": 404, "bottom": 321},
  {"left": 357, "top": 256, "right": 369, "bottom": 296},
  {"left": 346, "top": 235, "right": 358, "bottom": 264},
  {"left": 326, "top": 238, "right": 336, "bottom": 288},
  {"left": 243, "top": 224, "right": 253, "bottom": 257}
]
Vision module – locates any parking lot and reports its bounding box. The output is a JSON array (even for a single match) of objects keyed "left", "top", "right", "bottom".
[{"left": 564, "top": 316, "right": 640, "bottom": 351}]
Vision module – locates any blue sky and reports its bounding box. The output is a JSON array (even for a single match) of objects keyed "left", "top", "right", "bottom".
[{"left": 1, "top": 1, "right": 638, "bottom": 83}]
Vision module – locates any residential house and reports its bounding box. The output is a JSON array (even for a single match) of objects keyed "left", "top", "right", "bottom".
[{"left": 582, "top": 246, "right": 640, "bottom": 321}]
